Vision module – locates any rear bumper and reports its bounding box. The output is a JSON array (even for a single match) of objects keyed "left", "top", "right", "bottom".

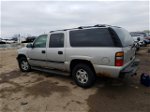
[{"left": 119, "top": 59, "right": 140, "bottom": 78}]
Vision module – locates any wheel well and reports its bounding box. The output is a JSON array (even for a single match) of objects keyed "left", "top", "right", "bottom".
[
  {"left": 70, "top": 59, "right": 95, "bottom": 74},
  {"left": 17, "top": 54, "right": 27, "bottom": 60}
]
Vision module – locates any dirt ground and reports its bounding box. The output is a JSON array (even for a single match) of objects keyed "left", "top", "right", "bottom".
[{"left": 0, "top": 46, "right": 150, "bottom": 112}]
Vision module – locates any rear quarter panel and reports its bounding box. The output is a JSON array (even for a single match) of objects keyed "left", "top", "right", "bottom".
[{"left": 65, "top": 47, "right": 123, "bottom": 78}]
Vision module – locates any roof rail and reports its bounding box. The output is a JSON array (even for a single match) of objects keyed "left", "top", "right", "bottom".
[
  {"left": 78, "top": 24, "right": 110, "bottom": 29},
  {"left": 78, "top": 26, "right": 94, "bottom": 29},
  {"left": 50, "top": 27, "right": 79, "bottom": 33},
  {"left": 49, "top": 24, "right": 111, "bottom": 33},
  {"left": 50, "top": 29, "right": 66, "bottom": 33},
  {"left": 94, "top": 24, "right": 111, "bottom": 27}
]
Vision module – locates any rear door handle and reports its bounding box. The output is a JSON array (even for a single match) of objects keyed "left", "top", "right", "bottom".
[
  {"left": 58, "top": 51, "right": 63, "bottom": 55},
  {"left": 41, "top": 50, "right": 46, "bottom": 54}
]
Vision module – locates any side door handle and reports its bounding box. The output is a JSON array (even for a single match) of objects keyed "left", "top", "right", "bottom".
[
  {"left": 41, "top": 50, "right": 46, "bottom": 54},
  {"left": 58, "top": 51, "right": 63, "bottom": 55}
]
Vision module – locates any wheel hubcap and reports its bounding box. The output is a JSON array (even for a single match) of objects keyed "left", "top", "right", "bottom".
[
  {"left": 21, "top": 60, "right": 29, "bottom": 70},
  {"left": 76, "top": 69, "right": 88, "bottom": 84}
]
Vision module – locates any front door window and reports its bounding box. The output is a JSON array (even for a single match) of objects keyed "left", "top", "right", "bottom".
[{"left": 34, "top": 35, "right": 47, "bottom": 48}]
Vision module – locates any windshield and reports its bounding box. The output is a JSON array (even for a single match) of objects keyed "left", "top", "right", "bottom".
[{"left": 112, "top": 27, "right": 134, "bottom": 47}]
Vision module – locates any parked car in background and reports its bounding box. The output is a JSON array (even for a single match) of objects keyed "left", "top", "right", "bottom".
[
  {"left": 144, "top": 36, "right": 150, "bottom": 45},
  {"left": 130, "top": 32, "right": 150, "bottom": 46},
  {"left": 21, "top": 36, "right": 37, "bottom": 43},
  {"left": 130, "top": 32, "right": 145, "bottom": 46},
  {"left": 0, "top": 38, "right": 6, "bottom": 44},
  {"left": 0, "top": 38, "right": 16, "bottom": 44},
  {"left": 17, "top": 24, "right": 139, "bottom": 88},
  {"left": 130, "top": 33, "right": 141, "bottom": 51}
]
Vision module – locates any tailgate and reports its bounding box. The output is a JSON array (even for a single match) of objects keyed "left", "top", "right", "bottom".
[
  {"left": 123, "top": 46, "right": 136, "bottom": 64},
  {"left": 112, "top": 27, "right": 135, "bottom": 65}
]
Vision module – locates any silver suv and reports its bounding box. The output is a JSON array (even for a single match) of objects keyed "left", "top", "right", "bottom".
[{"left": 17, "top": 24, "right": 139, "bottom": 88}]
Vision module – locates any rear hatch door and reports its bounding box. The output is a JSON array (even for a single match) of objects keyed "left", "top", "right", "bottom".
[{"left": 112, "top": 27, "right": 136, "bottom": 64}]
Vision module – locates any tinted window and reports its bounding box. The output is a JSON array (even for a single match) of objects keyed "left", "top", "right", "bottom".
[
  {"left": 113, "top": 27, "right": 134, "bottom": 47},
  {"left": 34, "top": 35, "right": 47, "bottom": 48},
  {"left": 69, "top": 28, "right": 115, "bottom": 47},
  {"left": 49, "top": 33, "right": 64, "bottom": 47}
]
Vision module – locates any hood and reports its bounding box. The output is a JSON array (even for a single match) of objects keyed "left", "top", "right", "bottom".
[{"left": 17, "top": 47, "right": 28, "bottom": 54}]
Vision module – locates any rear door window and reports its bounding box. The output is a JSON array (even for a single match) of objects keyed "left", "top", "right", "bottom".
[
  {"left": 49, "top": 33, "right": 64, "bottom": 48},
  {"left": 69, "top": 28, "right": 115, "bottom": 47}
]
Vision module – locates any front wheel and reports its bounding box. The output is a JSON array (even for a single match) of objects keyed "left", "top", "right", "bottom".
[
  {"left": 72, "top": 64, "right": 96, "bottom": 88},
  {"left": 18, "top": 57, "right": 31, "bottom": 72}
]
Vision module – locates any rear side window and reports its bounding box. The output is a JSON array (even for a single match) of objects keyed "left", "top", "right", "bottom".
[
  {"left": 113, "top": 27, "right": 134, "bottom": 47},
  {"left": 49, "top": 33, "right": 64, "bottom": 47},
  {"left": 69, "top": 28, "right": 115, "bottom": 47}
]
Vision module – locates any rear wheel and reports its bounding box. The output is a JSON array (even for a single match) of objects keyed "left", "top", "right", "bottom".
[
  {"left": 18, "top": 57, "right": 31, "bottom": 72},
  {"left": 72, "top": 63, "right": 96, "bottom": 88}
]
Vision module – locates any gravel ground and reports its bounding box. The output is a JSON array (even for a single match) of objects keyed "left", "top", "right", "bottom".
[{"left": 0, "top": 46, "right": 150, "bottom": 112}]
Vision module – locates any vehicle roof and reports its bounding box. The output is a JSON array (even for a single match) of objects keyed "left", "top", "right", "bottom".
[{"left": 49, "top": 24, "right": 122, "bottom": 33}]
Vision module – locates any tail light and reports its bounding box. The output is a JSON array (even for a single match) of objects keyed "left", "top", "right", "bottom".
[{"left": 115, "top": 52, "right": 124, "bottom": 66}]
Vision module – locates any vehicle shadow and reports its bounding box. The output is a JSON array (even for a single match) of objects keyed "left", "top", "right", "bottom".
[
  {"left": 31, "top": 69, "right": 137, "bottom": 89},
  {"left": 30, "top": 69, "right": 73, "bottom": 83},
  {"left": 95, "top": 76, "right": 139, "bottom": 90}
]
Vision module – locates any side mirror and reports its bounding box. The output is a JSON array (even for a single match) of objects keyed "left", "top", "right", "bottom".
[{"left": 26, "top": 43, "right": 33, "bottom": 48}]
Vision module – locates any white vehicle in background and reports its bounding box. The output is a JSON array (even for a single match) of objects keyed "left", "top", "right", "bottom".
[
  {"left": 130, "top": 32, "right": 150, "bottom": 46},
  {"left": 6, "top": 40, "right": 16, "bottom": 44},
  {"left": 130, "top": 32, "right": 145, "bottom": 46},
  {"left": 0, "top": 38, "right": 16, "bottom": 44}
]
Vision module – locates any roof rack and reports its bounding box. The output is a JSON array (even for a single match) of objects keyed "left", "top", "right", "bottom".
[
  {"left": 77, "top": 26, "right": 94, "bottom": 29},
  {"left": 94, "top": 24, "right": 111, "bottom": 27},
  {"left": 50, "top": 27, "right": 79, "bottom": 33},
  {"left": 50, "top": 29, "right": 66, "bottom": 33},
  {"left": 78, "top": 24, "right": 111, "bottom": 29},
  {"left": 49, "top": 24, "right": 111, "bottom": 33}
]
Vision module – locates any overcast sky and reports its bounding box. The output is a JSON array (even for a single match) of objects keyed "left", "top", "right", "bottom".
[{"left": 1, "top": 1, "right": 149, "bottom": 38}]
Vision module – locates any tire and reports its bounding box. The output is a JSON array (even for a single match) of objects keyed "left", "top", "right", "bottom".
[
  {"left": 18, "top": 57, "right": 31, "bottom": 72},
  {"left": 72, "top": 63, "right": 96, "bottom": 88}
]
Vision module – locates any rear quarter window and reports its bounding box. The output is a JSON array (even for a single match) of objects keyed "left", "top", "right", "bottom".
[
  {"left": 69, "top": 28, "right": 116, "bottom": 47},
  {"left": 113, "top": 27, "right": 134, "bottom": 47}
]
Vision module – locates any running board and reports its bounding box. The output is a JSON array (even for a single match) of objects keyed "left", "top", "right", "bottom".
[{"left": 31, "top": 66, "right": 70, "bottom": 76}]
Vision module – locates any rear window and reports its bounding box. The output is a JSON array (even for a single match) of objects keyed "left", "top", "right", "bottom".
[
  {"left": 69, "top": 28, "right": 115, "bottom": 47},
  {"left": 113, "top": 27, "right": 134, "bottom": 47}
]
